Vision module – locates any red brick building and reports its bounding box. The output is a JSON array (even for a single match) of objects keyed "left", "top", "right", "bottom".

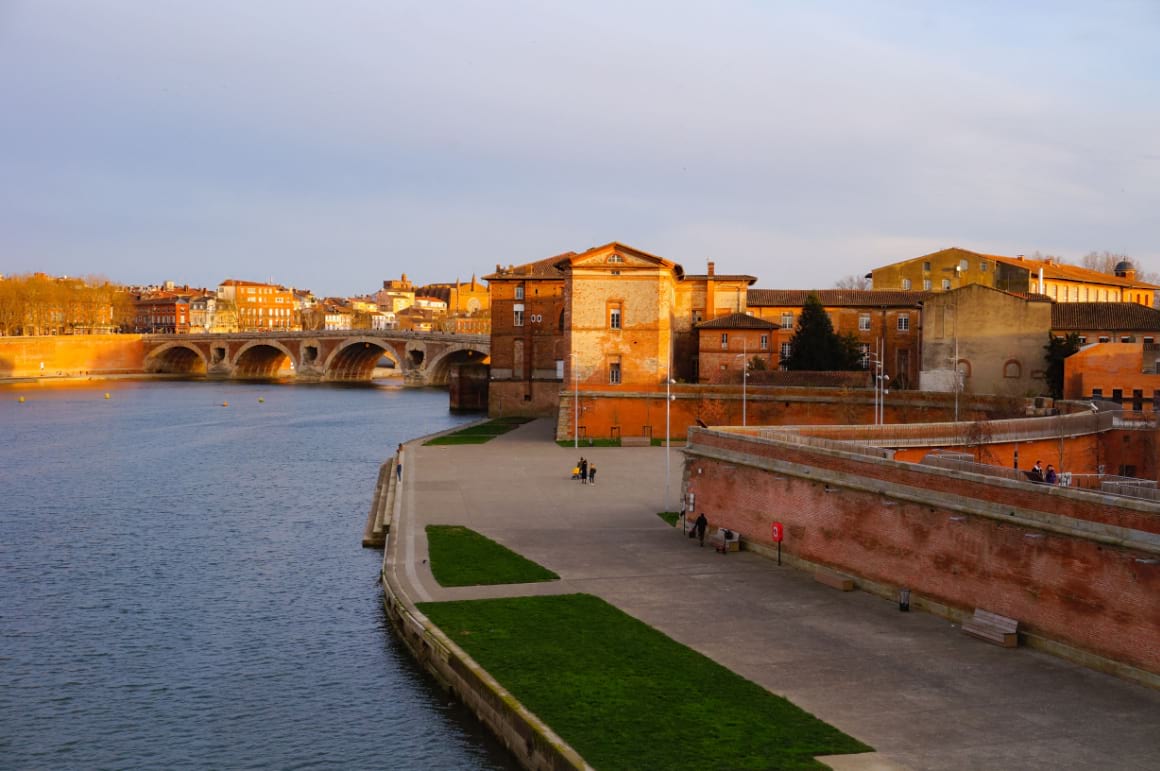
[
  {"left": 695, "top": 313, "right": 776, "bottom": 383},
  {"left": 133, "top": 293, "right": 191, "bottom": 333}
]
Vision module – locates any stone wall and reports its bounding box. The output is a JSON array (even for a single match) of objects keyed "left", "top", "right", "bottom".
[
  {"left": 682, "top": 428, "right": 1160, "bottom": 681},
  {"left": 0, "top": 335, "right": 146, "bottom": 378}
]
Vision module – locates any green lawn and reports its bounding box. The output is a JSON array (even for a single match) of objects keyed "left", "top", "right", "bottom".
[
  {"left": 425, "top": 416, "right": 533, "bottom": 445},
  {"left": 657, "top": 511, "right": 681, "bottom": 526},
  {"left": 425, "top": 525, "right": 559, "bottom": 586},
  {"left": 419, "top": 594, "right": 871, "bottom": 770}
]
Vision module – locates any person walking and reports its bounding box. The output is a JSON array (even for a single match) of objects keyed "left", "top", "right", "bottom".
[
  {"left": 580, "top": 458, "right": 588, "bottom": 485},
  {"left": 588, "top": 464, "right": 596, "bottom": 485},
  {"left": 396, "top": 444, "right": 404, "bottom": 481},
  {"left": 694, "top": 512, "right": 708, "bottom": 547}
]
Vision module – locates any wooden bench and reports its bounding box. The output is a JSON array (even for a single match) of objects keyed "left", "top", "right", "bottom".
[
  {"left": 814, "top": 570, "right": 855, "bottom": 591},
  {"left": 961, "top": 609, "right": 1019, "bottom": 648},
  {"left": 620, "top": 436, "right": 652, "bottom": 447}
]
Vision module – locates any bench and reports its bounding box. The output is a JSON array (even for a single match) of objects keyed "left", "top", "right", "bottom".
[
  {"left": 620, "top": 436, "right": 652, "bottom": 447},
  {"left": 814, "top": 570, "right": 855, "bottom": 591},
  {"left": 961, "top": 609, "right": 1019, "bottom": 648}
]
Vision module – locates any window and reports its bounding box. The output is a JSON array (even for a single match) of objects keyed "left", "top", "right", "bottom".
[
  {"left": 609, "top": 361, "right": 621, "bottom": 384},
  {"left": 897, "top": 314, "right": 910, "bottom": 332},
  {"left": 901, "top": 278, "right": 912, "bottom": 290},
  {"left": 760, "top": 334, "right": 769, "bottom": 350},
  {"left": 515, "top": 285, "right": 524, "bottom": 300},
  {"left": 692, "top": 310, "right": 704, "bottom": 323},
  {"left": 513, "top": 307, "right": 524, "bottom": 327},
  {"left": 720, "top": 333, "right": 728, "bottom": 349},
  {"left": 780, "top": 342, "right": 792, "bottom": 359},
  {"left": 859, "top": 313, "right": 871, "bottom": 331},
  {"left": 608, "top": 254, "right": 624, "bottom": 263},
  {"left": 778, "top": 312, "right": 792, "bottom": 329},
  {"left": 1078, "top": 336, "right": 1087, "bottom": 344},
  {"left": 859, "top": 343, "right": 870, "bottom": 368},
  {"left": 980, "top": 261, "right": 988, "bottom": 272},
  {"left": 959, "top": 259, "right": 969, "bottom": 271},
  {"left": 941, "top": 278, "right": 951, "bottom": 290},
  {"left": 1098, "top": 336, "right": 1110, "bottom": 343},
  {"left": 1145, "top": 337, "right": 1154, "bottom": 344},
  {"left": 922, "top": 261, "right": 931, "bottom": 272},
  {"left": 1121, "top": 336, "right": 1133, "bottom": 343},
  {"left": 1003, "top": 360, "right": 1022, "bottom": 378},
  {"left": 923, "top": 279, "right": 932, "bottom": 291},
  {"left": 609, "top": 304, "right": 622, "bottom": 329}
]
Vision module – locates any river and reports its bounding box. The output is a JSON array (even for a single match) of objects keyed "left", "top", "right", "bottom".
[{"left": 0, "top": 381, "right": 516, "bottom": 770}]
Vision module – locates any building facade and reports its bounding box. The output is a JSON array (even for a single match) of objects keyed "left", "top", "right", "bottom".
[
  {"left": 217, "top": 280, "right": 297, "bottom": 332},
  {"left": 695, "top": 313, "right": 777, "bottom": 383}
]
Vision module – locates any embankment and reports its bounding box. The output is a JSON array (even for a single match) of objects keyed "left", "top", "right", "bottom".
[{"left": 0, "top": 335, "right": 146, "bottom": 380}]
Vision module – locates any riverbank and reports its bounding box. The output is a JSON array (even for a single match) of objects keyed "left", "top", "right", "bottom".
[{"left": 380, "top": 418, "right": 1160, "bottom": 770}]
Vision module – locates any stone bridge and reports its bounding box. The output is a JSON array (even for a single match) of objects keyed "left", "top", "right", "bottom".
[{"left": 141, "top": 330, "right": 489, "bottom": 386}]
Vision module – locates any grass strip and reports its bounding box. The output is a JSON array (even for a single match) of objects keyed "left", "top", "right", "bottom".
[
  {"left": 426, "top": 417, "right": 533, "bottom": 445},
  {"left": 554, "top": 438, "right": 621, "bottom": 447},
  {"left": 657, "top": 511, "right": 681, "bottom": 526},
  {"left": 426, "top": 525, "right": 559, "bottom": 586},
  {"left": 419, "top": 594, "right": 871, "bottom": 770}
]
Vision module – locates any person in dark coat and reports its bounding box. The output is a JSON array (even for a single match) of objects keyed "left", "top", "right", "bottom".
[
  {"left": 580, "top": 457, "right": 588, "bottom": 484},
  {"left": 694, "top": 513, "right": 708, "bottom": 547}
]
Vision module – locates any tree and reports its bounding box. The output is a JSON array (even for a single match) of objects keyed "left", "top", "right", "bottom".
[
  {"left": 1043, "top": 332, "right": 1080, "bottom": 399},
  {"left": 784, "top": 293, "right": 863, "bottom": 371},
  {"left": 834, "top": 274, "right": 871, "bottom": 290}
]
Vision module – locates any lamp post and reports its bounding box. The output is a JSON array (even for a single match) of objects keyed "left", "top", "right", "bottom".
[
  {"left": 734, "top": 338, "right": 749, "bottom": 427},
  {"left": 664, "top": 371, "right": 675, "bottom": 513},
  {"left": 570, "top": 353, "right": 580, "bottom": 448}
]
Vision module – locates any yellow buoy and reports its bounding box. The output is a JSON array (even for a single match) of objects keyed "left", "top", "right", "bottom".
[
  {"left": 258, "top": 397, "right": 264, "bottom": 403},
  {"left": 222, "top": 401, "right": 229, "bottom": 407},
  {"left": 18, "top": 396, "right": 25, "bottom": 403},
  {"left": 104, "top": 393, "right": 111, "bottom": 400}
]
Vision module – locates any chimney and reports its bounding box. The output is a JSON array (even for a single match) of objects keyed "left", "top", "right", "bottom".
[
  {"left": 1016, "top": 254, "right": 1025, "bottom": 261},
  {"left": 707, "top": 260, "right": 716, "bottom": 276}
]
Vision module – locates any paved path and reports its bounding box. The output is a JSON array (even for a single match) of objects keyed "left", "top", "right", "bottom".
[{"left": 394, "top": 419, "right": 1160, "bottom": 770}]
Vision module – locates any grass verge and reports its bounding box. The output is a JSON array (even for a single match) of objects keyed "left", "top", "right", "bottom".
[
  {"left": 555, "top": 438, "right": 621, "bottom": 447},
  {"left": 657, "top": 511, "right": 681, "bottom": 526},
  {"left": 419, "top": 594, "right": 871, "bottom": 770},
  {"left": 425, "top": 525, "right": 559, "bottom": 586},
  {"left": 425, "top": 416, "right": 533, "bottom": 445}
]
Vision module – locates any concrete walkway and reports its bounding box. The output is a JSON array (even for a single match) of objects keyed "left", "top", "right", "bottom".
[{"left": 394, "top": 419, "right": 1160, "bottom": 770}]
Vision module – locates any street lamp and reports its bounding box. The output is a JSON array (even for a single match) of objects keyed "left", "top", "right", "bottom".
[
  {"left": 867, "top": 339, "right": 889, "bottom": 425},
  {"left": 664, "top": 371, "right": 676, "bottom": 513},
  {"left": 733, "top": 337, "right": 749, "bottom": 427},
  {"left": 569, "top": 352, "right": 580, "bottom": 448}
]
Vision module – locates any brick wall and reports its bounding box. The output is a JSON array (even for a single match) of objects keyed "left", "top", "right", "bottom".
[
  {"left": 0, "top": 335, "right": 146, "bottom": 378},
  {"left": 683, "top": 429, "right": 1160, "bottom": 675}
]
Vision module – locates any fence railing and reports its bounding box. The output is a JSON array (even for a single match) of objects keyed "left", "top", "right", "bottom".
[{"left": 920, "top": 452, "right": 1160, "bottom": 502}]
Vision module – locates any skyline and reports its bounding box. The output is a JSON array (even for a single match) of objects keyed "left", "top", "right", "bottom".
[{"left": 2, "top": 1, "right": 1158, "bottom": 296}]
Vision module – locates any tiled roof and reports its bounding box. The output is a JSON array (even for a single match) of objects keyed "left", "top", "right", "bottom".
[
  {"left": 903, "top": 247, "right": 1160, "bottom": 289},
  {"left": 747, "top": 289, "right": 932, "bottom": 307},
  {"left": 1051, "top": 303, "right": 1160, "bottom": 331},
  {"left": 684, "top": 274, "right": 758, "bottom": 284},
  {"left": 484, "top": 252, "right": 573, "bottom": 281},
  {"left": 696, "top": 312, "right": 776, "bottom": 329}
]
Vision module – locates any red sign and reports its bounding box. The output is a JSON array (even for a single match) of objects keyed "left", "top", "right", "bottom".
[{"left": 770, "top": 522, "right": 784, "bottom": 543}]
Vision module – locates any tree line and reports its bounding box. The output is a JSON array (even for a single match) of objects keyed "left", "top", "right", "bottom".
[{"left": 0, "top": 274, "right": 135, "bottom": 336}]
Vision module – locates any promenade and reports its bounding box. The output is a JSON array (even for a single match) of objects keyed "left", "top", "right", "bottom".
[{"left": 390, "top": 418, "right": 1159, "bottom": 770}]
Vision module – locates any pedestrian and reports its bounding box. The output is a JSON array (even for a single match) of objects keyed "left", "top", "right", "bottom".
[
  {"left": 396, "top": 443, "right": 403, "bottom": 480},
  {"left": 1028, "top": 460, "right": 1044, "bottom": 483},
  {"left": 580, "top": 457, "right": 588, "bottom": 485},
  {"left": 1045, "top": 464, "right": 1058, "bottom": 484},
  {"left": 588, "top": 465, "right": 596, "bottom": 485},
  {"left": 694, "top": 512, "right": 708, "bottom": 547}
]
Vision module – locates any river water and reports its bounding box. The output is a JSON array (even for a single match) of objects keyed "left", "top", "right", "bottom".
[{"left": 0, "top": 381, "right": 516, "bottom": 770}]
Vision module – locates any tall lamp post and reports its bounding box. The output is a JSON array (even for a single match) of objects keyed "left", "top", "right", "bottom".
[
  {"left": 734, "top": 338, "right": 749, "bottom": 427},
  {"left": 570, "top": 353, "right": 580, "bottom": 448},
  {"left": 664, "top": 371, "right": 675, "bottom": 513}
]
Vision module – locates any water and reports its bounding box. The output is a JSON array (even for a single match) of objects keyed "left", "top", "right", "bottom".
[{"left": 0, "top": 381, "right": 516, "bottom": 770}]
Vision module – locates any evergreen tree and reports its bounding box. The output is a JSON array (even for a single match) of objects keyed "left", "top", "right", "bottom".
[
  {"left": 784, "top": 294, "right": 863, "bottom": 371},
  {"left": 1043, "top": 332, "right": 1080, "bottom": 399}
]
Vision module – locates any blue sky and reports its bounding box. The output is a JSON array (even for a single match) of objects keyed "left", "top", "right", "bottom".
[{"left": 2, "top": 1, "right": 1157, "bottom": 296}]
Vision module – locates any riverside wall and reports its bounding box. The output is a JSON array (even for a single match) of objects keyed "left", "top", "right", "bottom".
[
  {"left": 0, "top": 335, "right": 146, "bottom": 379},
  {"left": 682, "top": 428, "right": 1160, "bottom": 684}
]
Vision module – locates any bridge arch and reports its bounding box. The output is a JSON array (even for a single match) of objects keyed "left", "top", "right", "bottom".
[
  {"left": 323, "top": 338, "right": 404, "bottom": 382},
  {"left": 144, "top": 342, "right": 208, "bottom": 375},
  {"left": 425, "top": 344, "right": 490, "bottom": 387},
  {"left": 233, "top": 340, "right": 296, "bottom": 379}
]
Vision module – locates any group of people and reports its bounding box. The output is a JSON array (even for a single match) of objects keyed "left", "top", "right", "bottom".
[
  {"left": 1027, "top": 460, "right": 1059, "bottom": 485},
  {"left": 571, "top": 457, "right": 597, "bottom": 484}
]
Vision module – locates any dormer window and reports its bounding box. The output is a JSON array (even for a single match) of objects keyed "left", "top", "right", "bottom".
[{"left": 608, "top": 254, "right": 624, "bottom": 263}]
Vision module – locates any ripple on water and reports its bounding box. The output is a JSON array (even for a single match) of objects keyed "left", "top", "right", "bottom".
[{"left": 0, "top": 382, "right": 515, "bottom": 770}]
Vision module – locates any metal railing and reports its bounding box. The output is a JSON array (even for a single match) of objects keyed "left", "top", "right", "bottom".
[{"left": 921, "top": 451, "right": 1160, "bottom": 501}]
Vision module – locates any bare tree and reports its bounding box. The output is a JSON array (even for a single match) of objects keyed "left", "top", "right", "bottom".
[
  {"left": 1079, "top": 250, "right": 1130, "bottom": 274},
  {"left": 834, "top": 274, "right": 871, "bottom": 290}
]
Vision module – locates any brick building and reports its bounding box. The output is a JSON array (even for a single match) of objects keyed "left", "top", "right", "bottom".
[
  {"left": 871, "top": 247, "right": 1157, "bottom": 305},
  {"left": 1052, "top": 302, "right": 1160, "bottom": 346},
  {"left": 746, "top": 289, "right": 927, "bottom": 389},
  {"left": 694, "top": 313, "right": 776, "bottom": 383},
  {"left": 217, "top": 280, "right": 297, "bottom": 332},
  {"left": 1064, "top": 342, "right": 1160, "bottom": 412},
  {"left": 134, "top": 293, "right": 191, "bottom": 334}
]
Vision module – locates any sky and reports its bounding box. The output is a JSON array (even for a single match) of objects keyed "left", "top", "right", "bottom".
[{"left": 2, "top": 1, "right": 1158, "bottom": 297}]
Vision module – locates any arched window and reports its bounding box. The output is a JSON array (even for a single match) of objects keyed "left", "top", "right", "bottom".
[{"left": 1003, "top": 360, "right": 1022, "bottom": 379}]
